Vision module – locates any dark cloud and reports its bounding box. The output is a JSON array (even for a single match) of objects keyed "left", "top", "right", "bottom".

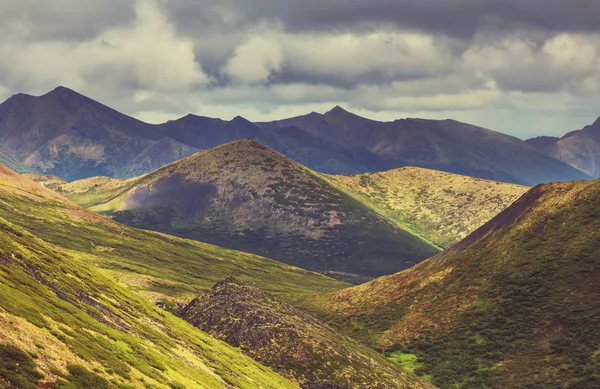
[
  {"left": 0, "top": 0, "right": 132, "bottom": 41},
  {"left": 168, "top": 0, "right": 600, "bottom": 38}
]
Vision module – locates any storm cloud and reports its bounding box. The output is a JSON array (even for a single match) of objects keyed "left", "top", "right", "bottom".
[{"left": 1, "top": 0, "right": 599, "bottom": 138}]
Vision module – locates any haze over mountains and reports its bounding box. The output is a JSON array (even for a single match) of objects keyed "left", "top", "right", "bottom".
[
  {"left": 0, "top": 87, "right": 592, "bottom": 185},
  {"left": 527, "top": 117, "right": 600, "bottom": 178}
]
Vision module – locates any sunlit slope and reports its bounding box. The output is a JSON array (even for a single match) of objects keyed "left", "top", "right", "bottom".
[
  {"left": 325, "top": 167, "right": 528, "bottom": 248},
  {"left": 308, "top": 180, "right": 600, "bottom": 388},
  {"left": 0, "top": 213, "right": 298, "bottom": 388}
]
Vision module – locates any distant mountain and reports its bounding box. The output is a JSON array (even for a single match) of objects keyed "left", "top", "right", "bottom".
[
  {"left": 180, "top": 277, "right": 433, "bottom": 389},
  {"left": 0, "top": 165, "right": 325, "bottom": 388},
  {"left": 260, "top": 106, "right": 590, "bottom": 185},
  {"left": 0, "top": 88, "right": 374, "bottom": 179},
  {"left": 307, "top": 179, "right": 600, "bottom": 388},
  {"left": 0, "top": 86, "right": 196, "bottom": 180},
  {"left": 0, "top": 87, "right": 590, "bottom": 184},
  {"left": 325, "top": 167, "right": 528, "bottom": 248},
  {"left": 40, "top": 139, "right": 439, "bottom": 280},
  {"left": 526, "top": 117, "right": 600, "bottom": 178}
]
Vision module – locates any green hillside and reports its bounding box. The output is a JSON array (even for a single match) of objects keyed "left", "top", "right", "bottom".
[
  {"left": 33, "top": 139, "right": 440, "bottom": 281},
  {"left": 0, "top": 165, "right": 346, "bottom": 311},
  {"left": 0, "top": 197, "right": 298, "bottom": 387},
  {"left": 307, "top": 180, "right": 600, "bottom": 388},
  {"left": 324, "top": 167, "right": 528, "bottom": 248}
]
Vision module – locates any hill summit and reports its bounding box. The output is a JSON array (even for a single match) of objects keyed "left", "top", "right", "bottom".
[{"left": 76, "top": 139, "right": 440, "bottom": 280}]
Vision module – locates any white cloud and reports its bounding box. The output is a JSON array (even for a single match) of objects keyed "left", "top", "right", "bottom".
[
  {"left": 223, "top": 35, "right": 283, "bottom": 84},
  {"left": 282, "top": 30, "right": 455, "bottom": 82},
  {"left": 0, "top": 0, "right": 210, "bottom": 96}
]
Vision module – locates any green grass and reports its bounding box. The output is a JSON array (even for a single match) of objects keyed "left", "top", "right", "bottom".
[
  {"left": 385, "top": 351, "right": 423, "bottom": 373},
  {"left": 0, "top": 343, "right": 44, "bottom": 388},
  {"left": 0, "top": 214, "right": 299, "bottom": 388}
]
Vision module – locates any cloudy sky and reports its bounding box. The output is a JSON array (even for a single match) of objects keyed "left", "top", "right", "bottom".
[{"left": 1, "top": 0, "right": 599, "bottom": 138}]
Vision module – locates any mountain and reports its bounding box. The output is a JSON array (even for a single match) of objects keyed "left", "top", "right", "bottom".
[
  {"left": 260, "top": 107, "right": 590, "bottom": 185},
  {"left": 307, "top": 179, "right": 600, "bottom": 388},
  {"left": 50, "top": 139, "right": 439, "bottom": 281},
  {"left": 526, "top": 117, "right": 600, "bottom": 178},
  {"left": 179, "top": 277, "right": 433, "bottom": 389},
  {"left": 0, "top": 88, "right": 375, "bottom": 180},
  {"left": 0, "top": 86, "right": 198, "bottom": 180},
  {"left": 1, "top": 87, "right": 590, "bottom": 185},
  {"left": 325, "top": 167, "right": 528, "bottom": 248},
  {"left": 0, "top": 163, "right": 346, "bottom": 312},
  {"left": 0, "top": 166, "right": 307, "bottom": 388}
]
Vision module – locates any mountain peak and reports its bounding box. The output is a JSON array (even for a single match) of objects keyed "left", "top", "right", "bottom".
[
  {"left": 41, "top": 86, "right": 98, "bottom": 112},
  {"left": 221, "top": 138, "right": 266, "bottom": 150},
  {"left": 326, "top": 105, "right": 349, "bottom": 115},
  {"left": 46, "top": 86, "right": 82, "bottom": 98}
]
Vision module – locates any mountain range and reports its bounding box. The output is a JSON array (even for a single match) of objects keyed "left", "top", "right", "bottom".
[
  {"left": 2, "top": 85, "right": 600, "bottom": 389},
  {"left": 306, "top": 178, "right": 600, "bottom": 388},
  {"left": 0, "top": 86, "right": 592, "bottom": 185}
]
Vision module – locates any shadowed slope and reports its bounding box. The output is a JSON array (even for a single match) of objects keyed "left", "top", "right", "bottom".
[
  {"left": 261, "top": 107, "right": 590, "bottom": 185},
  {"left": 0, "top": 87, "right": 195, "bottom": 180},
  {"left": 1, "top": 87, "right": 589, "bottom": 184},
  {"left": 0, "top": 150, "right": 35, "bottom": 174},
  {"left": 308, "top": 180, "right": 600, "bottom": 388},
  {"left": 179, "top": 278, "right": 434, "bottom": 389}
]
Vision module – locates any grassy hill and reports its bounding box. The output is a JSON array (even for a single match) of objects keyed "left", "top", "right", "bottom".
[
  {"left": 179, "top": 278, "right": 434, "bottom": 389},
  {"left": 307, "top": 180, "right": 600, "bottom": 388},
  {"left": 0, "top": 165, "right": 346, "bottom": 311},
  {"left": 325, "top": 167, "right": 528, "bottom": 248},
  {"left": 0, "top": 168, "right": 303, "bottom": 388},
  {"left": 34, "top": 139, "right": 440, "bottom": 281}
]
